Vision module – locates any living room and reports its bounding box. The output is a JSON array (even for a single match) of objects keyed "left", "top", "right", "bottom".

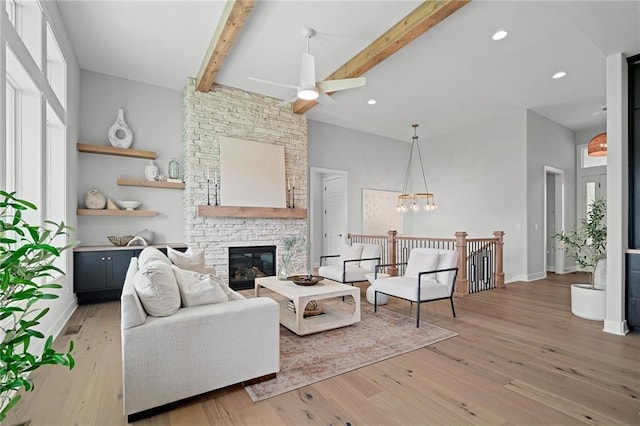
[{"left": 1, "top": 0, "right": 640, "bottom": 424}]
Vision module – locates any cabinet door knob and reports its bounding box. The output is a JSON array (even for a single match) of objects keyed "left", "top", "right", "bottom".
[{"left": 107, "top": 257, "right": 111, "bottom": 260}]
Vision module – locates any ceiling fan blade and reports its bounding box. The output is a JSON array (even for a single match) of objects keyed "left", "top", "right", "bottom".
[
  {"left": 317, "top": 92, "right": 336, "bottom": 105},
  {"left": 317, "top": 77, "right": 366, "bottom": 93},
  {"left": 300, "top": 52, "right": 316, "bottom": 87},
  {"left": 278, "top": 93, "right": 300, "bottom": 107},
  {"left": 249, "top": 77, "right": 299, "bottom": 90}
]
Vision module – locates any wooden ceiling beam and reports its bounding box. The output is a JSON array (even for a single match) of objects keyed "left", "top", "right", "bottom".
[
  {"left": 196, "top": 0, "right": 256, "bottom": 93},
  {"left": 293, "top": 0, "right": 470, "bottom": 114}
]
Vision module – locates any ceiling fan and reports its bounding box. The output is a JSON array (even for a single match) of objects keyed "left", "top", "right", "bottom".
[{"left": 249, "top": 28, "right": 366, "bottom": 107}]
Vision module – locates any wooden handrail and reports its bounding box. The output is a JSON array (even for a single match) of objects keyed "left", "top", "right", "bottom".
[{"left": 349, "top": 229, "right": 505, "bottom": 295}]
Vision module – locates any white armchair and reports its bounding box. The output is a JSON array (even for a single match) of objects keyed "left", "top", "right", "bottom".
[
  {"left": 318, "top": 243, "right": 381, "bottom": 285},
  {"left": 371, "top": 248, "right": 458, "bottom": 327}
]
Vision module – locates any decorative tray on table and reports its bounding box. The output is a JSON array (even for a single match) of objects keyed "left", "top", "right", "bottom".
[{"left": 287, "top": 275, "right": 323, "bottom": 286}]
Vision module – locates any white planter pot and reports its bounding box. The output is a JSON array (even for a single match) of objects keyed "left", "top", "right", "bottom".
[{"left": 571, "top": 284, "right": 605, "bottom": 321}]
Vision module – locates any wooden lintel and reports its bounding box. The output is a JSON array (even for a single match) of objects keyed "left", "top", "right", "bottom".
[
  {"left": 198, "top": 205, "right": 307, "bottom": 219},
  {"left": 196, "top": 0, "right": 256, "bottom": 93},
  {"left": 293, "top": 0, "right": 470, "bottom": 114}
]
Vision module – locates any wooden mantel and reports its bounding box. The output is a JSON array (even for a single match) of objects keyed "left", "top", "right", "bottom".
[{"left": 197, "top": 205, "right": 306, "bottom": 219}]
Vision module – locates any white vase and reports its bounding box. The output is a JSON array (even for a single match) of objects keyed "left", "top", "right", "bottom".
[
  {"left": 108, "top": 108, "right": 133, "bottom": 149},
  {"left": 144, "top": 160, "right": 158, "bottom": 181},
  {"left": 571, "top": 284, "right": 606, "bottom": 321},
  {"left": 85, "top": 189, "right": 106, "bottom": 209}
]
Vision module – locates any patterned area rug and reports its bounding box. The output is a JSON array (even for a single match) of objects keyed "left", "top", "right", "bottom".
[{"left": 244, "top": 292, "right": 457, "bottom": 401}]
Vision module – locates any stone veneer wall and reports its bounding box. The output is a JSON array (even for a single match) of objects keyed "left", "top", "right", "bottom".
[{"left": 183, "top": 78, "right": 308, "bottom": 282}]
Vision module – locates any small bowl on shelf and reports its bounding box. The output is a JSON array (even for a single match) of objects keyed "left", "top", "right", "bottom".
[
  {"left": 118, "top": 200, "right": 141, "bottom": 211},
  {"left": 108, "top": 235, "right": 134, "bottom": 246},
  {"left": 288, "top": 275, "right": 323, "bottom": 286}
]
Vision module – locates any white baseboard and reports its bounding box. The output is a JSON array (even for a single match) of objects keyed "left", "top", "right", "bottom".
[
  {"left": 506, "top": 274, "right": 528, "bottom": 283},
  {"left": 554, "top": 265, "right": 577, "bottom": 274},
  {"left": 546, "top": 265, "right": 556, "bottom": 273},
  {"left": 603, "top": 319, "right": 629, "bottom": 336},
  {"left": 527, "top": 272, "right": 547, "bottom": 282}
]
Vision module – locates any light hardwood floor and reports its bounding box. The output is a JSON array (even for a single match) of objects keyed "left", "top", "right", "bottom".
[{"left": 5, "top": 273, "right": 640, "bottom": 425}]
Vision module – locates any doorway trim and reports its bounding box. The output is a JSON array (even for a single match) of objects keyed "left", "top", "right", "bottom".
[
  {"left": 309, "top": 167, "right": 348, "bottom": 268},
  {"left": 544, "top": 166, "right": 566, "bottom": 275}
]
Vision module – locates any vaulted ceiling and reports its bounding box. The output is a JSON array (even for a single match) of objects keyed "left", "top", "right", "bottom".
[{"left": 58, "top": 0, "right": 640, "bottom": 142}]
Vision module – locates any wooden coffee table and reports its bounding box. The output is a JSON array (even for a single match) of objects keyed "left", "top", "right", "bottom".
[{"left": 255, "top": 276, "right": 361, "bottom": 336}]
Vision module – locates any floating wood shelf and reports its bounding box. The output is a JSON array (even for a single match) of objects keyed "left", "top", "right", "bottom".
[
  {"left": 117, "top": 178, "right": 185, "bottom": 189},
  {"left": 77, "top": 209, "right": 157, "bottom": 217},
  {"left": 77, "top": 143, "right": 156, "bottom": 160},
  {"left": 197, "top": 205, "right": 307, "bottom": 219}
]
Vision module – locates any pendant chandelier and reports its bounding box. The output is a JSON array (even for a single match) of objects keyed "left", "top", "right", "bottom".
[
  {"left": 397, "top": 124, "right": 436, "bottom": 213},
  {"left": 587, "top": 132, "right": 607, "bottom": 157}
]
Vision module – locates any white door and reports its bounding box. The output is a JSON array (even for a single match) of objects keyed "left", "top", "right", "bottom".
[
  {"left": 323, "top": 175, "right": 345, "bottom": 257},
  {"left": 546, "top": 174, "right": 556, "bottom": 271},
  {"left": 581, "top": 174, "right": 607, "bottom": 220}
]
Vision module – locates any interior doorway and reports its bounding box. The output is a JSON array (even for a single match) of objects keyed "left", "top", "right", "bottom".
[
  {"left": 544, "top": 166, "right": 565, "bottom": 274},
  {"left": 309, "top": 167, "right": 348, "bottom": 268}
]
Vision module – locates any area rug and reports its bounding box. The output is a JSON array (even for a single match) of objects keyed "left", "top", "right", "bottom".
[{"left": 243, "top": 293, "right": 457, "bottom": 401}]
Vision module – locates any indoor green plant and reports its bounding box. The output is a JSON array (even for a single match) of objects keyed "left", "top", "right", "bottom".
[
  {"left": 555, "top": 197, "right": 607, "bottom": 320},
  {"left": 555, "top": 197, "right": 607, "bottom": 288},
  {"left": 0, "top": 191, "right": 76, "bottom": 420}
]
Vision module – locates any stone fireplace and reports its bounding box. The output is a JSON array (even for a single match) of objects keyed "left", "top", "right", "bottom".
[{"left": 182, "top": 79, "right": 308, "bottom": 284}]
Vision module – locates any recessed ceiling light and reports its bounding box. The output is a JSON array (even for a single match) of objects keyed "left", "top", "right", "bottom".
[
  {"left": 552, "top": 71, "right": 567, "bottom": 79},
  {"left": 367, "top": 99, "right": 377, "bottom": 105},
  {"left": 492, "top": 30, "right": 508, "bottom": 41}
]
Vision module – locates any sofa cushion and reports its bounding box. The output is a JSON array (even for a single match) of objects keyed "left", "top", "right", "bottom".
[
  {"left": 133, "top": 260, "right": 181, "bottom": 317},
  {"left": 340, "top": 244, "right": 363, "bottom": 266},
  {"left": 373, "top": 276, "right": 450, "bottom": 301},
  {"left": 360, "top": 244, "right": 381, "bottom": 273},
  {"left": 318, "top": 264, "right": 368, "bottom": 283},
  {"left": 172, "top": 266, "right": 228, "bottom": 307},
  {"left": 405, "top": 250, "right": 439, "bottom": 279},
  {"left": 138, "top": 246, "right": 172, "bottom": 269},
  {"left": 167, "top": 246, "right": 207, "bottom": 273}
]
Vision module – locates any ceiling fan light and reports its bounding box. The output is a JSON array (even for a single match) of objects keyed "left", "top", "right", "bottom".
[{"left": 297, "top": 87, "right": 319, "bottom": 100}]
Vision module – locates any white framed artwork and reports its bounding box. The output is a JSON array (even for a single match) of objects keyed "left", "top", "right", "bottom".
[
  {"left": 362, "top": 188, "right": 403, "bottom": 235},
  {"left": 220, "top": 137, "right": 286, "bottom": 208}
]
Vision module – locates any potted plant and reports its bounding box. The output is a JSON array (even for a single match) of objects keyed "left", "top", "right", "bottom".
[
  {"left": 0, "top": 191, "right": 76, "bottom": 420},
  {"left": 555, "top": 197, "right": 607, "bottom": 320}
]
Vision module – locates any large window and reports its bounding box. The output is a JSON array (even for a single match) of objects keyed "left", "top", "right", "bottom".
[
  {"left": 581, "top": 145, "right": 607, "bottom": 168},
  {"left": 2, "top": 0, "right": 69, "bottom": 265}
]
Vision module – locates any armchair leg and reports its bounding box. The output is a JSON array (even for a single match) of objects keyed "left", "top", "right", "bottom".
[
  {"left": 450, "top": 297, "right": 456, "bottom": 318},
  {"left": 374, "top": 292, "right": 378, "bottom": 312},
  {"left": 416, "top": 300, "right": 421, "bottom": 328}
]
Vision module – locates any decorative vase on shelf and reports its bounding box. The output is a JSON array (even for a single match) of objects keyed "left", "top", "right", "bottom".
[
  {"left": 168, "top": 158, "right": 180, "bottom": 180},
  {"left": 107, "top": 108, "right": 133, "bottom": 149},
  {"left": 85, "top": 189, "right": 106, "bottom": 209},
  {"left": 144, "top": 160, "right": 159, "bottom": 181}
]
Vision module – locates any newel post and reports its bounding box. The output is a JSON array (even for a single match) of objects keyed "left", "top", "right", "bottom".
[
  {"left": 454, "top": 231, "right": 468, "bottom": 297},
  {"left": 493, "top": 231, "right": 506, "bottom": 288},
  {"left": 387, "top": 230, "right": 398, "bottom": 277}
]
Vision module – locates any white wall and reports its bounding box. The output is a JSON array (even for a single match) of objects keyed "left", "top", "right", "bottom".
[
  {"left": 405, "top": 111, "right": 528, "bottom": 283},
  {"left": 526, "top": 110, "right": 577, "bottom": 279},
  {"left": 77, "top": 70, "right": 184, "bottom": 245},
  {"left": 308, "top": 120, "right": 408, "bottom": 235}
]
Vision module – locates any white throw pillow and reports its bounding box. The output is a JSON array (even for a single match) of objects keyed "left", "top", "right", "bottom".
[
  {"left": 167, "top": 246, "right": 206, "bottom": 273},
  {"left": 340, "top": 244, "right": 363, "bottom": 266},
  {"left": 133, "top": 260, "right": 181, "bottom": 317},
  {"left": 405, "top": 251, "right": 439, "bottom": 279},
  {"left": 138, "top": 246, "right": 172, "bottom": 269},
  {"left": 172, "top": 266, "right": 228, "bottom": 307}
]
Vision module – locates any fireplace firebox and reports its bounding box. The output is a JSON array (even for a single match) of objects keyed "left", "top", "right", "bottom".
[{"left": 228, "top": 245, "right": 276, "bottom": 290}]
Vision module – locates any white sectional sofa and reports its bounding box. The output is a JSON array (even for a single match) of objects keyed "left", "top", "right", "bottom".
[{"left": 121, "top": 248, "right": 279, "bottom": 421}]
